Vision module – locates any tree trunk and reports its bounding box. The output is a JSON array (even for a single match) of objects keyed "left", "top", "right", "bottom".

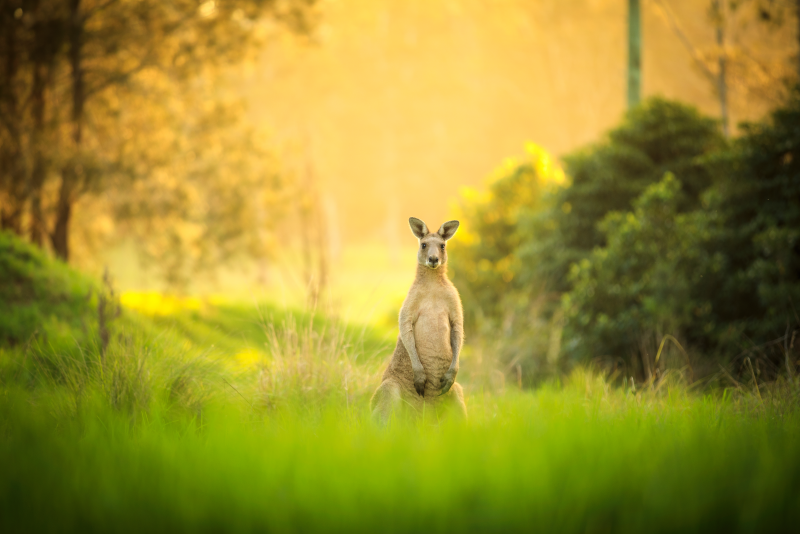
[
  {"left": 29, "top": 86, "right": 47, "bottom": 247},
  {"left": 713, "top": 0, "right": 730, "bottom": 137},
  {"left": 52, "top": 0, "right": 84, "bottom": 261},
  {"left": 29, "top": 37, "right": 47, "bottom": 245},
  {"left": 28, "top": 0, "right": 55, "bottom": 247},
  {"left": 299, "top": 149, "right": 327, "bottom": 309},
  {"left": 627, "top": 0, "right": 642, "bottom": 108},
  {"left": 51, "top": 173, "right": 73, "bottom": 260},
  {"left": 796, "top": 0, "right": 800, "bottom": 80},
  {"left": 1, "top": 6, "right": 26, "bottom": 234}
]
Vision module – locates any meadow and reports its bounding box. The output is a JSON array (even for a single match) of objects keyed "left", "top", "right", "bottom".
[
  {"left": 2, "top": 233, "right": 800, "bottom": 533},
  {"left": 1, "top": 0, "right": 798, "bottom": 530}
]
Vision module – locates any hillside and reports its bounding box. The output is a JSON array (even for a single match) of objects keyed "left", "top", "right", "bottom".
[{"left": 0, "top": 231, "right": 95, "bottom": 347}]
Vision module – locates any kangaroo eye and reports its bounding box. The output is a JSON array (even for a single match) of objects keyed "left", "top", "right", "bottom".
[
  {"left": 441, "top": 244, "right": 445, "bottom": 250},
  {"left": 421, "top": 243, "right": 427, "bottom": 249}
]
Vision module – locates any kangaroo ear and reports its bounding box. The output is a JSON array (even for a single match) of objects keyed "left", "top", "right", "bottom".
[
  {"left": 438, "top": 220, "right": 460, "bottom": 241},
  {"left": 408, "top": 217, "right": 428, "bottom": 239}
]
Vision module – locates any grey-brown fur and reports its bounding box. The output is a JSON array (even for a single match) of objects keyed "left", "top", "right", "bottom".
[{"left": 370, "top": 217, "right": 467, "bottom": 423}]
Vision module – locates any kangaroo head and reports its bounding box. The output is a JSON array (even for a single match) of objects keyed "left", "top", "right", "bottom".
[{"left": 409, "top": 217, "right": 460, "bottom": 270}]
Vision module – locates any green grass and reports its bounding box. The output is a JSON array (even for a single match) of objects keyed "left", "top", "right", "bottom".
[
  {"left": 1, "top": 231, "right": 800, "bottom": 532},
  {"left": 0, "top": 231, "right": 95, "bottom": 348},
  {"left": 139, "top": 300, "right": 395, "bottom": 364},
  {"left": 2, "top": 370, "right": 799, "bottom": 533}
]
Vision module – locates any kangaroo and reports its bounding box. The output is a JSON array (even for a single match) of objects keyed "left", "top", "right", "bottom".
[{"left": 370, "top": 217, "right": 467, "bottom": 423}]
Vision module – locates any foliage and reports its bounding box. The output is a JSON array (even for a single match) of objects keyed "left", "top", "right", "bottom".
[
  {"left": 532, "top": 98, "right": 725, "bottom": 291},
  {"left": 448, "top": 144, "right": 567, "bottom": 382},
  {"left": 0, "top": 0, "right": 317, "bottom": 283},
  {"left": 451, "top": 99, "right": 725, "bottom": 378},
  {"left": 701, "top": 87, "right": 800, "bottom": 351},
  {"left": 101, "top": 95, "right": 289, "bottom": 289},
  {"left": 0, "top": 229, "right": 391, "bottom": 414},
  {"left": 563, "top": 174, "right": 720, "bottom": 367},
  {"left": 450, "top": 142, "right": 566, "bottom": 325},
  {"left": 655, "top": 0, "right": 800, "bottom": 111},
  {"left": 452, "top": 94, "right": 800, "bottom": 379},
  {"left": 562, "top": 92, "right": 800, "bottom": 374}
]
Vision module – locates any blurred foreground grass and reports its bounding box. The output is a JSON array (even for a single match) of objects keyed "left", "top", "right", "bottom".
[
  {"left": 2, "top": 232, "right": 800, "bottom": 532},
  {"left": 3, "top": 364, "right": 799, "bottom": 533}
]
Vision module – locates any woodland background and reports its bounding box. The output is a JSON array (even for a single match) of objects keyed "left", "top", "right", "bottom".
[{"left": 1, "top": 0, "right": 799, "bottom": 381}]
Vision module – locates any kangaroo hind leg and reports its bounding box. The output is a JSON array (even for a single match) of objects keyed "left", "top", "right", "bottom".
[
  {"left": 442, "top": 382, "right": 467, "bottom": 420},
  {"left": 370, "top": 378, "right": 402, "bottom": 426}
]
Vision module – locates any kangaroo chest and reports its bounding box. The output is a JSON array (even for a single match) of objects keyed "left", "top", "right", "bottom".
[{"left": 413, "top": 295, "right": 452, "bottom": 363}]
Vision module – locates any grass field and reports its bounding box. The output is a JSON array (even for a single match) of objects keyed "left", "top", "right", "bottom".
[{"left": 2, "top": 233, "right": 800, "bottom": 533}]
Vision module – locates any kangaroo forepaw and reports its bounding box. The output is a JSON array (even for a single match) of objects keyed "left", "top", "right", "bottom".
[
  {"left": 413, "top": 369, "right": 426, "bottom": 397},
  {"left": 438, "top": 371, "right": 456, "bottom": 396}
]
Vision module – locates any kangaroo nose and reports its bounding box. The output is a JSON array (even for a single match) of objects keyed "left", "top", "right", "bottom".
[{"left": 429, "top": 256, "right": 438, "bottom": 264}]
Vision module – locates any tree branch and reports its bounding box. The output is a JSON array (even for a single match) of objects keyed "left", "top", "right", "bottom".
[
  {"left": 652, "top": 0, "right": 717, "bottom": 83},
  {"left": 83, "top": 10, "right": 199, "bottom": 98},
  {"left": 82, "top": 0, "right": 122, "bottom": 22}
]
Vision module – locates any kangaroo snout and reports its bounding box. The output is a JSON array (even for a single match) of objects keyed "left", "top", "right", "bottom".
[{"left": 427, "top": 256, "right": 439, "bottom": 267}]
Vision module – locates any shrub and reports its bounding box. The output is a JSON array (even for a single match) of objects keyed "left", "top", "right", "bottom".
[
  {"left": 523, "top": 97, "right": 725, "bottom": 292},
  {"left": 563, "top": 174, "right": 719, "bottom": 370},
  {"left": 449, "top": 142, "right": 566, "bottom": 326},
  {"left": 452, "top": 93, "right": 800, "bottom": 381}
]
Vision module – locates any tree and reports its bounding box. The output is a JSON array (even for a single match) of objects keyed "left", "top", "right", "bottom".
[
  {"left": 563, "top": 89, "right": 800, "bottom": 376},
  {"left": 450, "top": 143, "right": 566, "bottom": 325},
  {"left": 449, "top": 143, "right": 567, "bottom": 381},
  {"left": 27, "top": 0, "right": 63, "bottom": 247},
  {"left": 563, "top": 173, "right": 717, "bottom": 371},
  {"left": 451, "top": 98, "right": 736, "bottom": 379},
  {"left": 654, "top": 0, "right": 799, "bottom": 137},
  {"left": 0, "top": 1, "right": 32, "bottom": 233},
  {"left": 452, "top": 98, "right": 724, "bottom": 321},
  {"left": 709, "top": 87, "right": 800, "bottom": 347},
  {"left": 100, "top": 90, "right": 290, "bottom": 290},
  {"left": 628, "top": 0, "right": 642, "bottom": 108},
  {"left": 526, "top": 98, "right": 725, "bottom": 293},
  {"left": 0, "top": 0, "right": 317, "bottom": 264},
  {"left": 53, "top": 0, "right": 316, "bottom": 261},
  {"left": 711, "top": 0, "right": 730, "bottom": 137}
]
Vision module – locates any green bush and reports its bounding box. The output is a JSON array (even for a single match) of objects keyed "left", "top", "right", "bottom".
[
  {"left": 703, "top": 89, "right": 800, "bottom": 351},
  {"left": 567, "top": 91, "right": 800, "bottom": 372},
  {"left": 449, "top": 143, "right": 565, "bottom": 326},
  {"left": 563, "top": 174, "right": 719, "bottom": 368},
  {"left": 448, "top": 144, "right": 567, "bottom": 381},
  {"left": 452, "top": 92, "right": 800, "bottom": 380},
  {"left": 524, "top": 98, "right": 725, "bottom": 292}
]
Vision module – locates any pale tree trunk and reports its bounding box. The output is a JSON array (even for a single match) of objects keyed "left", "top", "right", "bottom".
[
  {"left": 628, "top": 0, "right": 642, "bottom": 108},
  {"left": 52, "top": 0, "right": 83, "bottom": 261},
  {"left": 712, "top": 0, "right": 730, "bottom": 138},
  {"left": 796, "top": 0, "right": 800, "bottom": 80},
  {"left": 299, "top": 153, "right": 328, "bottom": 310}
]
